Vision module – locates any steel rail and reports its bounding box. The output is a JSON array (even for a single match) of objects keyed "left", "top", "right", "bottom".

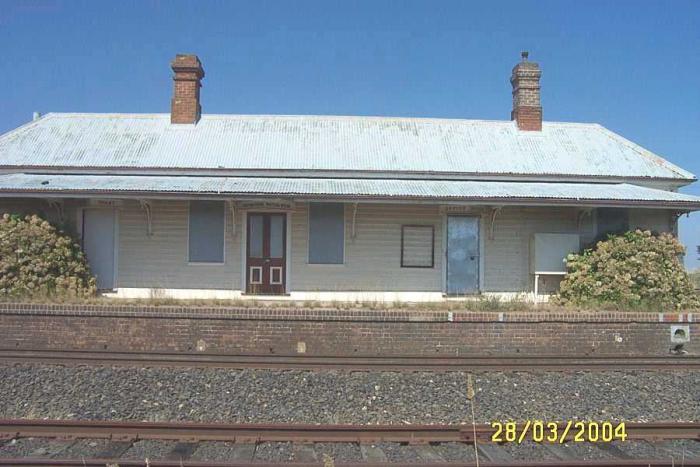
[
  {"left": 0, "top": 419, "right": 698, "bottom": 444},
  {"left": 1, "top": 349, "right": 699, "bottom": 371},
  {"left": 0, "top": 457, "right": 699, "bottom": 466}
]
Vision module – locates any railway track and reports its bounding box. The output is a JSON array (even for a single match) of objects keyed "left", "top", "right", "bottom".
[
  {"left": 1, "top": 419, "right": 699, "bottom": 443},
  {"left": 0, "top": 419, "right": 698, "bottom": 466},
  {"left": 1, "top": 349, "right": 699, "bottom": 370}
]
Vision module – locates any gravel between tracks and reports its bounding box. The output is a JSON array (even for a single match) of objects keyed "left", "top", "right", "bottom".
[
  {"left": 122, "top": 440, "right": 177, "bottom": 459},
  {"left": 254, "top": 442, "right": 294, "bottom": 462},
  {"left": 0, "top": 364, "right": 697, "bottom": 424}
]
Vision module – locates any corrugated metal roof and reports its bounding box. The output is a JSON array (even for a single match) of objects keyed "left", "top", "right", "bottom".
[
  {"left": 1, "top": 173, "right": 699, "bottom": 208},
  {"left": 0, "top": 113, "right": 694, "bottom": 181}
]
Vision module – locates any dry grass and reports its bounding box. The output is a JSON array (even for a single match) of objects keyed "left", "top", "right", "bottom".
[
  {"left": 0, "top": 292, "right": 538, "bottom": 310},
  {"left": 0, "top": 291, "right": 691, "bottom": 312}
]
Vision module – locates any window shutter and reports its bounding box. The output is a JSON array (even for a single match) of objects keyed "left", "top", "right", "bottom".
[
  {"left": 401, "top": 225, "right": 434, "bottom": 268},
  {"left": 308, "top": 203, "right": 344, "bottom": 264},
  {"left": 189, "top": 201, "right": 225, "bottom": 263}
]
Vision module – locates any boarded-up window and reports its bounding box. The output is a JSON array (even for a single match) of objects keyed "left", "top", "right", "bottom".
[
  {"left": 401, "top": 225, "right": 434, "bottom": 268},
  {"left": 308, "top": 203, "right": 344, "bottom": 264},
  {"left": 189, "top": 200, "right": 225, "bottom": 263}
]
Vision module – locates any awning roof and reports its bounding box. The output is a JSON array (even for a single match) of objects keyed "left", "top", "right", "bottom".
[{"left": 0, "top": 173, "right": 699, "bottom": 209}]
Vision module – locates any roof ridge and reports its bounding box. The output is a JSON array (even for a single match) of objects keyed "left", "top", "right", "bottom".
[{"left": 37, "top": 112, "right": 601, "bottom": 127}]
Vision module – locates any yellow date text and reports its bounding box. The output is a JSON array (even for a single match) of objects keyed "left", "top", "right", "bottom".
[{"left": 490, "top": 421, "right": 627, "bottom": 444}]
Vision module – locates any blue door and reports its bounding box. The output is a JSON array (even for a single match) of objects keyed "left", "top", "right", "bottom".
[
  {"left": 446, "top": 216, "right": 479, "bottom": 295},
  {"left": 82, "top": 209, "right": 116, "bottom": 290}
]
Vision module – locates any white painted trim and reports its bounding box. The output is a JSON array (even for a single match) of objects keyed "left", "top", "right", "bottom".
[
  {"left": 108, "top": 288, "right": 244, "bottom": 300},
  {"left": 270, "top": 266, "right": 283, "bottom": 285},
  {"left": 249, "top": 266, "right": 263, "bottom": 284},
  {"left": 106, "top": 287, "right": 546, "bottom": 303},
  {"left": 186, "top": 200, "right": 226, "bottom": 265},
  {"left": 306, "top": 201, "right": 346, "bottom": 265}
]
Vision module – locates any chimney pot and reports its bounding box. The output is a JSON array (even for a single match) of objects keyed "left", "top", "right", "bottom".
[
  {"left": 510, "top": 52, "right": 542, "bottom": 131},
  {"left": 170, "top": 54, "right": 205, "bottom": 124}
]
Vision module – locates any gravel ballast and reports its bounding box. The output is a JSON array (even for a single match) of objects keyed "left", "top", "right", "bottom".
[
  {"left": 0, "top": 437, "right": 698, "bottom": 463},
  {"left": 0, "top": 364, "right": 697, "bottom": 424}
]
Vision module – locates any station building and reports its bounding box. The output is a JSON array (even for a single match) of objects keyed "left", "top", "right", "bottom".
[{"left": 0, "top": 53, "right": 698, "bottom": 301}]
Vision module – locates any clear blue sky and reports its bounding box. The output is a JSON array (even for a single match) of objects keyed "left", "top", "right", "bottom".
[{"left": 2, "top": 0, "right": 699, "bottom": 267}]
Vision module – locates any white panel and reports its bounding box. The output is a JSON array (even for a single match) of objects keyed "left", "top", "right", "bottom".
[{"left": 530, "top": 233, "right": 580, "bottom": 274}]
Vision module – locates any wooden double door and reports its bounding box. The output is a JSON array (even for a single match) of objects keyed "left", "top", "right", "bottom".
[{"left": 246, "top": 213, "right": 286, "bottom": 294}]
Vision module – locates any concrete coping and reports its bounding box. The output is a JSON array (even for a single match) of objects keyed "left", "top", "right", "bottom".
[{"left": 0, "top": 302, "right": 694, "bottom": 323}]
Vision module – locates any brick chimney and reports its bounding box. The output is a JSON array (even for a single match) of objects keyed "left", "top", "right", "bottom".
[
  {"left": 510, "top": 51, "right": 542, "bottom": 131},
  {"left": 170, "top": 54, "right": 205, "bottom": 124}
]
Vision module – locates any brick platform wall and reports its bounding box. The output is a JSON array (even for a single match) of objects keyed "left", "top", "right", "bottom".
[{"left": 0, "top": 304, "right": 696, "bottom": 357}]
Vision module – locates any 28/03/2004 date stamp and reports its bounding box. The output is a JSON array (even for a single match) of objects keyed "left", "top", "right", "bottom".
[{"left": 491, "top": 421, "right": 628, "bottom": 444}]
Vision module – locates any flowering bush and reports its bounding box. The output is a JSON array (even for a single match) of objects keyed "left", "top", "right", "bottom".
[
  {"left": 558, "top": 229, "right": 698, "bottom": 309},
  {"left": 0, "top": 214, "right": 96, "bottom": 298}
]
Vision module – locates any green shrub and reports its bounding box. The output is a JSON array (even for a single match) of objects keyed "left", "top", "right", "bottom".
[
  {"left": 0, "top": 214, "right": 96, "bottom": 298},
  {"left": 558, "top": 229, "right": 698, "bottom": 310}
]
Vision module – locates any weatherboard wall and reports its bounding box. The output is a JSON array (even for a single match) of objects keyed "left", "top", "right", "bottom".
[
  {"left": 117, "top": 200, "right": 242, "bottom": 290},
  {"left": 289, "top": 203, "right": 444, "bottom": 292},
  {"left": 0, "top": 199, "right": 675, "bottom": 297}
]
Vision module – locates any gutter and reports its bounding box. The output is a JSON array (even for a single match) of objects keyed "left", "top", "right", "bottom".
[
  {"left": 0, "top": 166, "right": 695, "bottom": 188},
  {"left": 0, "top": 189, "right": 698, "bottom": 210}
]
